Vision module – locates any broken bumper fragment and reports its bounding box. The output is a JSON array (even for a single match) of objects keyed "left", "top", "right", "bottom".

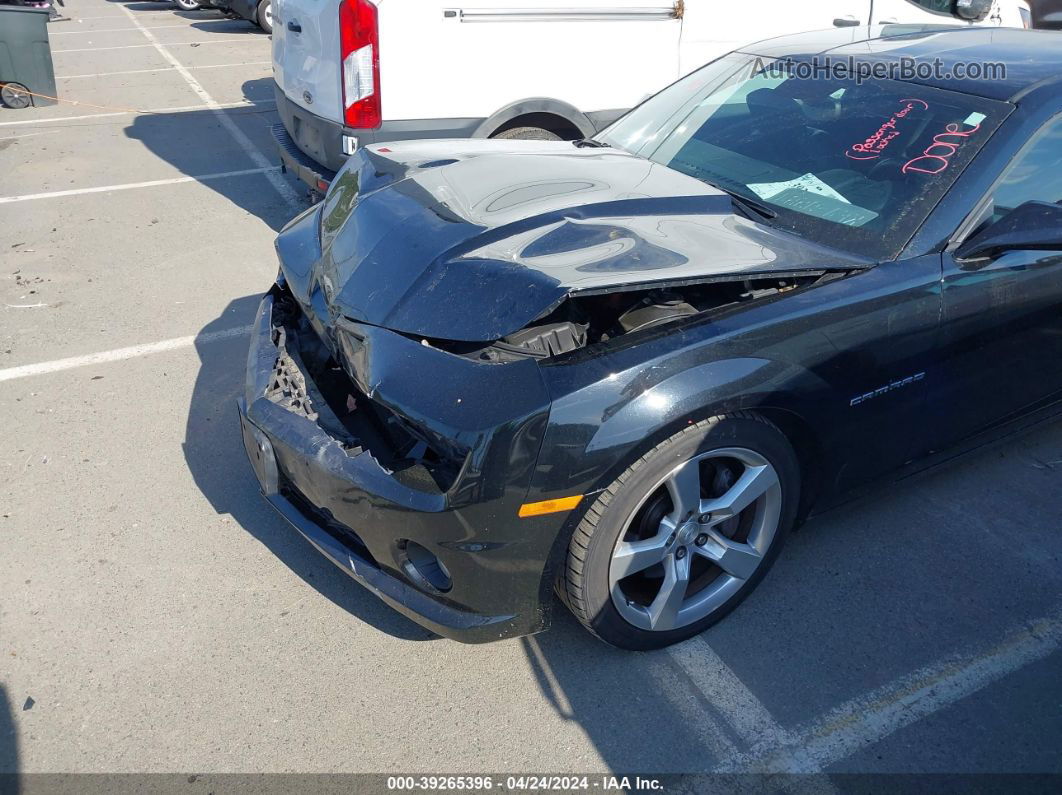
[{"left": 238, "top": 289, "right": 558, "bottom": 643}]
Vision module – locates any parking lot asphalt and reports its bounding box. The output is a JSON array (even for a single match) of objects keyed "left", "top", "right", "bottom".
[{"left": 1, "top": 0, "right": 1060, "bottom": 780}]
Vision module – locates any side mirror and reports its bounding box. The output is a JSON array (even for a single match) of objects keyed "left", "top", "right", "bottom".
[
  {"left": 954, "top": 0, "right": 992, "bottom": 21},
  {"left": 955, "top": 200, "right": 1062, "bottom": 261}
]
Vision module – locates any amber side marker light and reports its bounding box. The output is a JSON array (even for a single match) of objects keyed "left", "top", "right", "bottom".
[{"left": 518, "top": 495, "right": 584, "bottom": 518}]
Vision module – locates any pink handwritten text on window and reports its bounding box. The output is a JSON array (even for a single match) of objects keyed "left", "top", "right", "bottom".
[
  {"left": 901, "top": 120, "right": 982, "bottom": 175},
  {"left": 845, "top": 98, "right": 929, "bottom": 161}
]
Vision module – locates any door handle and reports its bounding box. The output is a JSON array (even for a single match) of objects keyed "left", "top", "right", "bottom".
[
  {"left": 287, "top": 19, "right": 302, "bottom": 32},
  {"left": 833, "top": 16, "right": 861, "bottom": 27}
]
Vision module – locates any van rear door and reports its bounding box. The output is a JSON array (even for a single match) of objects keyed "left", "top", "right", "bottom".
[{"left": 273, "top": 0, "right": 343, "bottom": 124}]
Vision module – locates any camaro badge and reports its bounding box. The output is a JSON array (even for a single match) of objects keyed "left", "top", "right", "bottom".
[{"left": 850, "top": 373, "right": 926, "bottom": 407}]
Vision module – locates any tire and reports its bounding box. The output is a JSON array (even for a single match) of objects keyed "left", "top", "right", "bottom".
[
  {"left": 0, "top": 83, "right": 32, "bottom": 110},
  {"left": 173, "top": 0, "right": 201, "bottom": 10},
  {"left": 257, "top": 0, "right": 273, "bottom": 32},
  {"left": 491, "top": 126, "right": 562, "bottom": 141},
  {"left": 562, "top": 412, "right": 800, "bottom": 650}
]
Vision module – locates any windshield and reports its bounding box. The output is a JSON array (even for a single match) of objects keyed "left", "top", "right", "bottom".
[{"left": 597, "top": 53, "right": 1011, "bottom": 260}]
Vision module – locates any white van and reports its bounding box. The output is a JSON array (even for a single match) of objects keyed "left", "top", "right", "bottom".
[{"left": 270, "top": 0, "right": 1031, "bottom": 192}]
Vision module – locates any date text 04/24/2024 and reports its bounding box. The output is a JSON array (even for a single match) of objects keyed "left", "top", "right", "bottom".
[{"left": 386, "top": 775, "right": 664, "bottom": 792}]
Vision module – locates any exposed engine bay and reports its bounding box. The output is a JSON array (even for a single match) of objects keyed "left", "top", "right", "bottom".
[{"left": 424, "top": 274, "right": 825, "bottom": 362}]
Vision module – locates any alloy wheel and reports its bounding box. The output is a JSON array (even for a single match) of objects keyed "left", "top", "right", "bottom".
[{"left": 609, "top": 447, "right": 782, "bottom": 632}]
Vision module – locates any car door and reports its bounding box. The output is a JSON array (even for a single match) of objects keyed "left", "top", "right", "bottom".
[
  {"left": 931, "top": 113, "right": 1062, "bottom": 448},
  {"left": 678, "top": 1, "right": 868, "bottom": 78}
]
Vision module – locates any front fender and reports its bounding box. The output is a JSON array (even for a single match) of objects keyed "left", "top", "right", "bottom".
[
  {"left": 528, "top": 331, "right": 839, "bottom": 504},
  {"left": 585, "top": 357, "right": 789, "bottom": 454}
]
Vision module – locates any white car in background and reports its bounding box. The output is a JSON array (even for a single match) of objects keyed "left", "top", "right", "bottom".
[{"left": 270, "top": 0, "right": 1032, "bottom": 193}]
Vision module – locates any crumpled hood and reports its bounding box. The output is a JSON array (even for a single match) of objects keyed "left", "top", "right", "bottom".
[{"left": 285, "top": 139, "right": 868, "bottom": 342}]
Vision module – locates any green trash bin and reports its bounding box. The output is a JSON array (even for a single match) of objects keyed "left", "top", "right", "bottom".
[{"left": 0, "top": 6, "right": 57, "bottom": 109}]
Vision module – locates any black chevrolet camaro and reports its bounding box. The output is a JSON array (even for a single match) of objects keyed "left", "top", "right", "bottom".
[{"left": 239, "top": 27, "right": 1062, "bottom": 649}]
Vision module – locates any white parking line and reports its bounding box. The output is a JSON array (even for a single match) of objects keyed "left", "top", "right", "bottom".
[
  {"left": 0, "top": 130, "right": 61, "bottom": 141},
  {"left": 649, "top": 656, "right": 741, "bottom": 760},
  {"left": 668, "top": 640, "right": 792, "bottom": 752},
  {"left": 0, "top": 326, "right": 253, "bottom": 384},
  {"left": 58, "top": 62, "right": 271, "bottom": 79},
  {"left": 119, "top": 4, "right": 302, "bottom": 210},
  {"left": 521, "top": 637, "right": 577, "bottom": 718},
  {"left": 51, "top": 24, "right": 189, "bottom": 34},
  {"left": 713, "top": 604, "right": 1062, "bottom": 773},
  {"left": 666, "top": 641, "right": 841, "bottom": 793},
  {"left": 0, "top": 166, "right": 280, "bottom": 204},
  {"left": 68, "top": 14, "right": 192, "bottom": 20},
  {"left": 0, "top": 99, "right": 274, "bottom": 128},
  {"left": 54, "top": 39, "right": 257, "bottom": 53}
]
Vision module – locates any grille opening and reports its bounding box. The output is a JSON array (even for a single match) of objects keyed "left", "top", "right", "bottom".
[{"left": 270, "top": 288, "right": 462, "bottom": 493}]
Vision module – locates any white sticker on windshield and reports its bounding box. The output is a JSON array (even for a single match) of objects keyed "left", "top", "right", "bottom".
[
  {"left": 748, "top": 173, "right": 851, "bottom": 205},
  {"left": 964, "top": 112, "right": 987, "bottom": 127}
]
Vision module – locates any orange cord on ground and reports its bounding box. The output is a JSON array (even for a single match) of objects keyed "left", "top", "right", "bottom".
[
  {"left": 1, "top": 84, "right": 263, "bottom": 116},
  {"left": 0, "top": 84, "right": 164, "bottom": 114}
]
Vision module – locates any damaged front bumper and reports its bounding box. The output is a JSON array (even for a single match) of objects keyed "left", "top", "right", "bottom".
[{"left": 238, "top": 289, "right": 559, "bottom": 643}]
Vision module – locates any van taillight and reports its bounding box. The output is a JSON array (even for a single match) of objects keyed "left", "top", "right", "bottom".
[{"left": 339, "top": 0, "right": 380, "bottom": 129}]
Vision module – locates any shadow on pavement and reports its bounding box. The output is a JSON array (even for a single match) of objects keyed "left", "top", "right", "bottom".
[
  {"left": 517, "top": 418, "right": 1062, "bottom": 773},
  {"left": 519, "top": 614, "right": 736, "bottom": 773},
  {"left": 191, "top": 18, "right": 261, "bottom": 32},
  {"left": 0, "top": 684, "right": 18, "bottom": 793},
  {"left": 183, "top": 296, "right": 435, "bottom": 643},
  {"left": 170, "top": 9, "right": 228, "bottom": 19},
  {"left": 125, "top": 79, "right": 307, "bottom": 232}
]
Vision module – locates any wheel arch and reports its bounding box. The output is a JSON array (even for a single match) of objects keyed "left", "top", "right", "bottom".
[
  {"left": 584, "top": 396, "right": 826, "bottom": 525},
  {"left": 748, "top": 406, "right": 824, "bottom": 527},
  {"left": 472, "top": 97, "right": 597, "bottom": 140},
  {"left": 535, "top": 359, "right": 834, "bottom": 608}
]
